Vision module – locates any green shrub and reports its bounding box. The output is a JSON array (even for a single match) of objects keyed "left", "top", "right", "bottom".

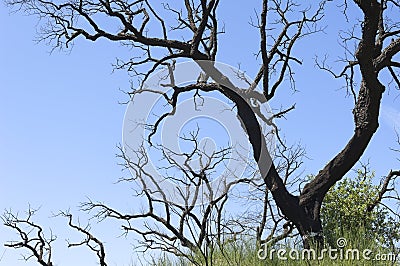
[
  {"left": 321, "top": 169, "right": 400, "bottom": 249},
  {"left": 153, "top": 229, "right": 399, "bottom": 265},
  {"left": 153, "top": 169, "right": 400, "bottom": 265}
]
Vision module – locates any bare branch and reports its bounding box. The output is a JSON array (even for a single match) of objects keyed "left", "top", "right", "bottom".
[
  {"left": 2, "top": 208, "right": 55, "bottom": 266},
  {"left": 55, "top": 211, "right": 107, "bottom": 266}
]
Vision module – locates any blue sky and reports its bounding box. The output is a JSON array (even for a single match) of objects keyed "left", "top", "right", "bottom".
[{"left": 1, "top": 1, "right": 400, "bottom": 265}]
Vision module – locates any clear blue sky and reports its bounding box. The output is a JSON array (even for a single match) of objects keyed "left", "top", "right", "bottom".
[{"left": 1, "top": 1, "right": 399, "bottom": 265}]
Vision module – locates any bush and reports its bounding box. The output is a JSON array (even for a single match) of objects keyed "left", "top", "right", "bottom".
[{"left": 321, "top": 169, "right": 400, "bottom": 249}]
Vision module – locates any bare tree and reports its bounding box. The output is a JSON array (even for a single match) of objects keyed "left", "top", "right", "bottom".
[
  {"left": 3, "top": 208, "right": 55, "bottom": 266},
  {"left": 2, "top": 208, "right": 109, "bottom": 266},
  {"left": 3, "top": 0, "right": 400, "bottom": 263},
  {"left": 57, "top": 211, "right": 108, "bottom": 266}
]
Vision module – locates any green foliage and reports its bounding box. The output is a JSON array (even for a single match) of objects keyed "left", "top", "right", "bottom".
[
  {"left": 153, "top": 230, "right": 398, "bottom": 265},
  {"left": 320, "top": 169, "right": 400, "bottom": 249},
  {"left": 153, "top": 169, "right": 400, "bottom": 265}
]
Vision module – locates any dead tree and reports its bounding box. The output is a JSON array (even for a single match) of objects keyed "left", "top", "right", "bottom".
[
  {"left": 2, "top": 208, "right": 55, "bottom": 266},
  {"left": 4, "top": 0, "right": 400, "bottom": 255},
  {"left": 2, "top": 208, "right": 109, "bottom": 266}
]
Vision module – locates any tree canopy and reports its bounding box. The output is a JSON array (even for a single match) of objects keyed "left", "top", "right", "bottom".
[{"left": 1, "top": 0, "right": 400, "bottom": 265}]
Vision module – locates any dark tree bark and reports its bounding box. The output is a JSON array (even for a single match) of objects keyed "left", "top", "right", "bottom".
[
  {"left": 4, "top": 0, "right": 400, "bottom": 258},
  {"left": 298, "top": 0, "right": 399, "bottom": 247}
]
